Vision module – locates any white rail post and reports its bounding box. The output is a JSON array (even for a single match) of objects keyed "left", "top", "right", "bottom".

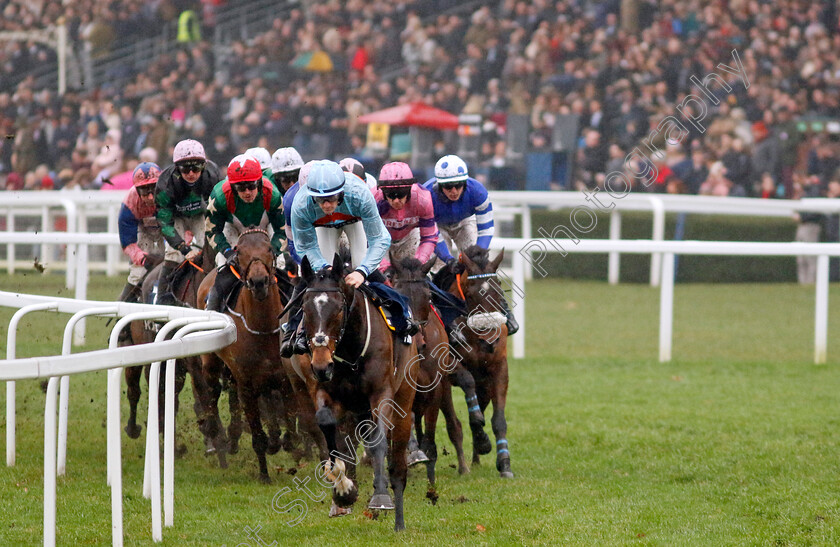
[
  {"left": 41, "top": 206, "right": 50, "bottom": 267},
  {"left": 72, "top": 242, "right": 90, "bottom": 346},
  {"left": 608, "top": 209, "right": 622, "bottom": 285},
  {"left": 44, "top": 377, "right": 60, "bottom": 547},
  {"left": 7, "top": 210, "right": 15, "bottom": 274},
  {"left": 521, "top": 204, "right": 533, "bottom": 281},
  {"left": 58, "top": 307, "right": 118, "bottom": 476},
  {"left": 659, "top": 252, "right": 675, "bottom": 362},
  {"left": 815, "top": 254, "right": 829, "bottom": 364},
  {"left": 61, "top": 199, "right": 78, "bottom": 290},
  {"left": 6, "top": 302, "right": 58, "bottom": 466},
  {"left": 107, "top": 206, "right": 119, "bottom": 277},
  {"left": 649, "top": 197, "right": 665, "bottom": 287},
  {"left": 512, "top": 250, "right": 526, "bottom": 359}
]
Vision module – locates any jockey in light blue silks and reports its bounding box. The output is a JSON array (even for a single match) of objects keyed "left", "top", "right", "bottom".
[
  {"left": 423, "top": 154, "right": 519, "bottom": 335},
  {"left": 280, "top": 160, "right": 417, "bottom": 357}
]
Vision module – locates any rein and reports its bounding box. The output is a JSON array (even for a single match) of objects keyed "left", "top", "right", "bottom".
[{"left": 225, "top": 305, "right": 284, "bottom": 335}]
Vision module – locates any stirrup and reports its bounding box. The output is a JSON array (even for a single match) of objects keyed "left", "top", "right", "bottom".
[{"left": 448, "top": 328, "right": 468, "bottom": 349}]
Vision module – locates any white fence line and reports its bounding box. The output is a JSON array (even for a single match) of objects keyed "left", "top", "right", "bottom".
[
  {"left": 494, "top": 238, "right": 840, "bottom": 364},
  {"left": 0, "top": 292, "right": 236, "bottom": 546}
]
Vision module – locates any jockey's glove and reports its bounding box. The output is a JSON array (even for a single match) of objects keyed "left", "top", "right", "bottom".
[
  {"left": 177, "top": 241, "right": 191, "bottom": 256},
  {"left": 223, "top": 247, "right": 237, "bottom": 265}
]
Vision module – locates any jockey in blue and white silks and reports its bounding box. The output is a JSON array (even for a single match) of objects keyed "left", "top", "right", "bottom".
[
  {"left": 422, "top": 154, "right": 494, "bottom": 263},
  {"left": 423, "top": 154, "right": 518, "bottom": 335}
]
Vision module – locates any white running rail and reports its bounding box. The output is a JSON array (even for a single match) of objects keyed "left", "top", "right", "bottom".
[{"left": 0, "top": 291, "right": 236, "bottom": 546}]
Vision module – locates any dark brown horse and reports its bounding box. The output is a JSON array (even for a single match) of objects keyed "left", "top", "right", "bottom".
[
  {"left": 122, "top": 242, "right": 214, "bottom": 454},
  {"left": 389, "top": 256, "right": 470, "bottom": 481},
  {"left": 293, "top": 253, "right": 418, "bottom": 531},
  {"left": 441, "top": 245, "right": 514, "bottom": 478},
  {"left": 196, "top": 224, "right": 291, "bottom": 483}
]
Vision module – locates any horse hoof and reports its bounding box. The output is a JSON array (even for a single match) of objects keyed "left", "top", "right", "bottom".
[
  {"left": 229, "top": 442, "right": 239, "bottom": 455},
  {"left": 259, "top": 474, "right": 271, "bottom": 485},
  {"left": 205, "top": 446, "right": 216, "bottom": 456},
  {"left": 329, "top": 502, "right": 352, "bottom": 517},
  {"left": 217, "top": 453, "right": 228, "bottom": 469},
  {"left": 500, "top": 471, "right": 515, "bottom": 479},
  {"left": 368, "top": 493, "right": 394, "bottom": 510},
  {"left": 266, "top": 441, "right": 281, "bottom": 456},
  {"left": 124, "top": 424, "right": 142, "bottom": 439},
  {"left": 473, "top": 430, "right": 492, "bottom": 455},
  {"left": 407, "top": 449, "right": 429, "bottom": 466},
  {"left": 458, "top": 465, "right": 470, "bottom": 475}
]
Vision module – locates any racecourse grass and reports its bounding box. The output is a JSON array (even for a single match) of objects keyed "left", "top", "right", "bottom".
[{"left": 2, "top": 272, "right": 840, "bottom": 544}]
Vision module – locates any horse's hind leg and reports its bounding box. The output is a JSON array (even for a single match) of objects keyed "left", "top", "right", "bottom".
[
  {"left": 124, "top": 365, "right": 143, "bottom": 439},
  {"left": 200, "top": 353, "right": 229, "bottom": 468},
  {"left": 449, "top": 362, "right": 484, "bottom": 427},
  {"left": 261, "top": 390, "right": 283, "bottom": 456},
  {"left": 440, "top": 381, "right": 469, "bottom": 475},
  {"left": 421, "top": 394, "right": 441, "bottom": 485},
  {"left": 406, "top": 412, "right": 429, "bottom": 467}
]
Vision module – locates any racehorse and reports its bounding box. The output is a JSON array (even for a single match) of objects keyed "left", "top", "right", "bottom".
[
  {"left": 122, "top": 241, "right": 214, "bottom": 454},
  {"left": 389, "top": 256, "right": 470, "bottom": 481},
  {"left": 293, "top": 253, "right": 418, "bottom": 531},
  {"left": 196, "top": 222, "right": 292, "bottom": 483},
  {"left": 438, "top": 245, "right": 514, "bottom": 478}
]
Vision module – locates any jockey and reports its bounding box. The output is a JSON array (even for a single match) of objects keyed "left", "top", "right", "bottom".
[
  {"left": 271, "top": 147, "right": 304, "bottom": 196},
  {"left": 117, "top": 162, "right": 165, "bottom": 303},
  {"left": 281, "top": 160, "right": 419, "bottom": 357},
  {"left": 373, "top": 161, "right": 437, "bottom": 274},
  {"left": 245, "top": 146, "right": 274, "bottom": 188},
  {"left": 423, "top": 154, "right": 519, "bottom": 335},
  {"left": 155, "top": 139, "right": 222, "bottom": 304},
  {"left": 204, "top": 154, "right": 286, "bottom": 312},
  {"left": 282, "top": 159, "right": 315, "bottom": 266},
  {"left": 339, "top": 157, "right": 377, "bottom": 192}
]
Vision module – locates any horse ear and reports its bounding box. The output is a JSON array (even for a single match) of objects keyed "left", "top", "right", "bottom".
[
  {"left": 460, "top": 251, "right": 477, "bottom": 273},
  {"left": 258, "top": 211, "right": 270, "bottom": 231},
  {"left": 301, "top": 255, "right": 314, "bottom": 282},
  {"left": 331, "top": 253, "right": 343, "bottom": 280},
  {"left": 489, "top": 248, "right": 505, "bottom": 272},
  {"left": 421, "top": 256, "right": 436, "bottom": 276},
  {"left": 231, "top": 216, "right": 246, "bottom": 233},
  {"left": 389, "top": 250, "right": 403, "bottom": 274}
]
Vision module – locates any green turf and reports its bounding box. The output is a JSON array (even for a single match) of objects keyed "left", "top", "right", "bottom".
[{"left": 1, "top": 273, "right": 840, "bottom": 545}]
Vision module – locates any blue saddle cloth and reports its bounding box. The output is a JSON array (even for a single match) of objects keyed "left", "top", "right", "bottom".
[
  {"left": 427, "top": 280, "right": 466, "bottom": 328},
  {"left": 361, "top": 281, "right": 414, "bottom": 334}
]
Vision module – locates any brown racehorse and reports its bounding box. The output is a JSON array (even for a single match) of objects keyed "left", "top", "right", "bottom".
[
  {"left": 389, "top": 256, "right": 470, "bottom": 481},
  {"left": 441, "top": 245, "right": 514, "bottom": 478},
  {"left": 197, "top": 224, "right": 295, "bottom": 483},
  {"left": 293, "top": 253, "right": 418, "bottom": 531},
  {"left": 122, "top": 241, "right": 215, "bottom": 454}
]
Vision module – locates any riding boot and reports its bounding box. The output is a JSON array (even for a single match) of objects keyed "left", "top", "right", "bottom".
[
  {"left": 117, "top": 282, "right": 140, "bottom": 303},
  {"left": 206, "top": 265, "right": 239, "bottom": 312},
  {"left": 280, "top": 280, "right": 307, "bottom": 357},
  {"left": 156, "top": 260, "right": 179, "bottom": 305},
  {"left": 497, "top": 294, "right": 519, "bottom": 335}
]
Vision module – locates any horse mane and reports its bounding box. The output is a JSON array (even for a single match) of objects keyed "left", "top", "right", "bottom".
[
  {"left": 463, "top": 244, "right": 490, "bottom": 269},
  {"left": 396, "top": 256, "right": 423, "bottom": 272}
]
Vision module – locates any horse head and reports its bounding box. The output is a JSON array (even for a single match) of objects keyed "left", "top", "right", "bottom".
[
  {"left": 391, "top": 254, "right": 435, "bottom": 350},
  {"left": 235, "top": 216, "right": 275, "bottom": 301},
  {"left": 458, "top": 245, "right": 507, "bottom": 343},
  {"left": 300, "top": 253, "right": 350, "bottom": 383}
]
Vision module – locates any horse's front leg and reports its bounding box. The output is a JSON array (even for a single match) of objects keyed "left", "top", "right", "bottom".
[
  {"left": 240, "top": 381, "right": 271, "bottom": 483},
  {"left": 449, "top": 362, "right": 485, "bottom": 428},
  {"left": 200, "top": 353, "right": 228, "bottom": 468},
  {"left": 124, "top": 365, "right": 143, "bottom": 439},
  {"left": 490, "top": 364, "right": 513, "bottom": 478},
  {"left": 440, "top": 379, "right": 469, "bottom": 474},
  {"left": 314, "top": 389, "right": 358, "bottom": 515},
  {"left": 367, "top": 390, "right": 395, "bottom": 511}
]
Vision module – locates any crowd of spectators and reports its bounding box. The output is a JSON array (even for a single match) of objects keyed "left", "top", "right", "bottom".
[{"left": 1, "top": 0, "right": 840, "bottom": 205}]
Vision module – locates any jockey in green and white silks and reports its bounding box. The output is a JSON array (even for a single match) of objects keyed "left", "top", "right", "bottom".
[{"left": 203, "top": 154, "right": 286, "bottom": 311}]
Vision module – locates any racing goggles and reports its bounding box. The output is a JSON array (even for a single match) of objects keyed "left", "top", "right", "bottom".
[
  {"left": 382, "top": 187, "right": 411, "bottom": 200},
  {"left": 232, "top": 180, "right": 260, "bottom": 192},
  {"left": 136, "top": 185, "right": 155, "bottom": 197},
  {"left": 439, "top": 180, "right": 466, "bottom": 190},
  {"left": 178, "top": 161, "right": 205, "bottom": 174},
  {"left": 313, "top": 193, "right": 342, "bottom": 205}
]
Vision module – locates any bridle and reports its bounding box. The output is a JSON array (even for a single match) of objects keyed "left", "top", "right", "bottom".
[
  {"left": 303, "top": 284, "right": 372, "bottom": 370},
  {"left": 236, "top": 228, "right": 276, "bottom": 291}
]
